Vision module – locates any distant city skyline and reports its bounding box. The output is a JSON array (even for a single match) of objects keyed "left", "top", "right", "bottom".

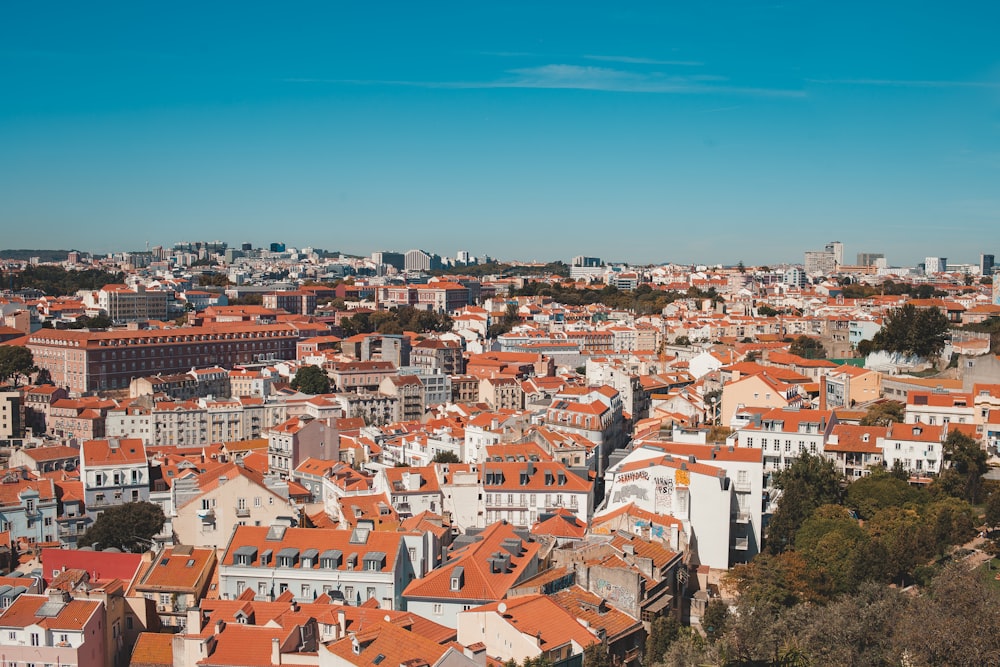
[{"left": 2, "top": 2, "right": 998, "bottom": 266}]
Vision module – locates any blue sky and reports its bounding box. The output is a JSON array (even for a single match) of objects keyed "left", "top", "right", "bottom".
[{"left": 2, "top": 2, "right": 998, "bottom": 266}]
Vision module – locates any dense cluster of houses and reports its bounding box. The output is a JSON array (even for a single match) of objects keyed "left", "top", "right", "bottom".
[{"left": 0, "top": 248, "right": 998, "bottom": 667}]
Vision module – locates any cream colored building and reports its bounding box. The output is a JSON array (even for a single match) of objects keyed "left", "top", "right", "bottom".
[{"left": 171, "top": 463, "right": 299, "bottom": 552}]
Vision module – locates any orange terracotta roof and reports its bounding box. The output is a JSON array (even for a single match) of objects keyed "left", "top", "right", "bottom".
[
  {"left": 403, "top": 521, "right": 540, "bottom": 602},
  {"left": 129, "top": 632, "right": 174, "bottom": 667}
]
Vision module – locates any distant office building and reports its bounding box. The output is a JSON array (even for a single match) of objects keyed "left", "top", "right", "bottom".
[
  {"left": 804, "top": 250, "right": 836, "bottom": 276},
  {"left": 857, "top": 252, "right": 885, "bottom": 267},
  {"left": 825, "top": 241, "right": 844, "bottom": 267},
  {"left": 456, "top": 250, "right": 471, "bottom": 265},
  {"left": 270, "top": 242, "right": 286, "bottom": 253},
  {"left": 572, "top": 256, "right": 602, "bottom": 267},
  {"left": 241, "top": 242, "right": 253, "bottom": 251},
  {"left": 982, "top": 254, "right": 995, "bottom": 276},
  {"left": 404, "top": 249, "right": 442, "bottom": 272},
  {"left": 372, "top": 251, "right": 405, "bottom": 270},
  {"left": 924, "top": 257, "right": 947, "bottom": 274}
]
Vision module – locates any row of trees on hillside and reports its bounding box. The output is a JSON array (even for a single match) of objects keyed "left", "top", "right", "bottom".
[
  {"left": 509, "top": 282, "right": 722, "bottom": 315},
  {"left": 1, "top": 265, "right": 125, "bottom": 296},
  {"left": 338, "top": 306, "right": 452, "bottom": 337}
]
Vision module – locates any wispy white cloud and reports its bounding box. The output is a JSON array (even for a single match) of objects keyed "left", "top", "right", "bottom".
[
  {"left": 286, "top": 64, "right": 804, "bottom": 97},
  {"left": 583, "top": 54, "right": 703, "bottom": 66},
  {"left": 808, "top": 78, "right": 1000, "bottom": 89}
]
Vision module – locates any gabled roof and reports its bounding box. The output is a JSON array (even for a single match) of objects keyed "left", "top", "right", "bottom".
[
  {"left": 324, "top": 618, "right": 453, "bottom": 667},
  {"left": 403, "top": 521, "right": 540, "bottom": 602},
  {"left": 0, "top": 593, "right": 101, "bottom": 631},
  {"left": 81, "top": 438, "right": 147, "bottom": 466},
  {"left": 468, "top": 594, "right": 597, "bottom": 650},
  {"left": 135, "top": 546, "right": 215, "bottom": 592},
  {"left": 549, "top": 585, "right": 641, "bottom": 640},
  {"left": 530, "top": 509, "right": 587, "bottom": 539}
]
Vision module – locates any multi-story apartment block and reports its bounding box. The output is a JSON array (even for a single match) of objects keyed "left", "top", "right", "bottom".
[
  {"left": 479, "top": 377, "right": 523, "bottom": 411},
  {"left": 334, "top": 391, "right": 400, "bottom": 426},
  {"left": 821, "top": 365, "right": 882, "bottom": 410},
  {"left": 0, "top": 477, "right": 58, "bottom": 545},
  {"left": 79, "top": 438, "right": 149, "bottom": 518},
  {"left": 411, "top": 338, "right": 464, "bottom": 375},
  {"left": 736, "top": 408, "right": 838, "bottom": 473},
  {"left": 481, "top": 460, "right": 593, "bottom": 528},
  {"left": 172, "top": 462, "right": 299, "bottom": 552},
  {"left": 376, "top": 466, "right": 444, "bottom": 519},
  {"left": 20, "top": 384, "right": 68, "bottom": 434},
  {"left": 905, "top": 391, "right": 976, "bottom": 429},
  {"left": 218, "top": 524, "right": 416, "bottom": 609},
  {"left": 266, "top": 416, "right": 339, "bottom": 478},
  {"left": 327, "top": 360, "right": 397, "bottom": 393},
  {"left": 378, "top": 375, "right": 425, "bottom": 422},
  {"left": 96, "top": 283, "right": 170, "bottom": 323},
  {"left": 262, "top": 290, "right": 317, "bottom": 315},
  {"left": 0, "top": 391, "right": 22, "bottom": 443},
  {"left": 27, "top": 323, "right": 299, "bottom": 393},
  {"left": 133, "top": 545, "right": 216, "bottom": 628},
  {"left": 0, "top": 590, "right": 106, "bottom": 667},
  {"left": 824, "top": 423, "right": 886, "bottom": 479},
  {"left": 882, "top": 422, "right": 945, "bottom": 476}
]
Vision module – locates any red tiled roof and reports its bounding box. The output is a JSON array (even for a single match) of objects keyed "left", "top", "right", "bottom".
[{"left": 403, "top": 521, "right": 540, "bottom": 602}]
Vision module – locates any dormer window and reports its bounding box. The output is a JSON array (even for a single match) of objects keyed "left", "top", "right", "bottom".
[{"left": 450, "top": 566, "right": 464, "bottom": 592}]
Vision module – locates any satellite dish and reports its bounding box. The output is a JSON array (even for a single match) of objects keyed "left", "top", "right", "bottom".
[
  {"left": 497, "top": 602, "right": 507, "bottom": 614},
  {"left": 384, "top": 615, "right": 391, "bottom": 622}
]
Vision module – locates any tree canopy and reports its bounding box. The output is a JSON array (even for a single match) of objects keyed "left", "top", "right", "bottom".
[
  {"left": 859, "top": 400, "right": 905, "bottom": 426},
  {"left": 290, "top": 365, "right": 331, "bottom": 394},
  {"left": 788, "top": 335, "right": 827, "bottom": 360},
  {"left": 80, "top": 502, "right": 165, "bottom": 553},
  {"left": 766, "top": 453, "right": 842, "bottom": 554},
  {"left": 2, "top": 265, "right": 126, "bottom": 296},
  {"left": 0, "top": 346, "right": 36, "bottom": 387},
  {"left": 862, "top": 303, "right": 950, "bottom": 359},
  {"left": 339, "top": 306, "right": 452, "bottom": 337}
]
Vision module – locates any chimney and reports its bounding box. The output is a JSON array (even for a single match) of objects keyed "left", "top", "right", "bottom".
[
  {"left": 214, "top": 619, "right": 226, "bottom": 635},
  {"left": 271, "top": 637, "right": 282, "bottom": 665},
  {"left": 187, "top": 608, "right": 205, "bottom": 634}
]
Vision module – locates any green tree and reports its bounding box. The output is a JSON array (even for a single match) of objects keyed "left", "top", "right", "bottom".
[
  {"left": 582, "top": 642, "right": 611, "bottom": 667},
  {"left": 859, "top": 400, "right": 905, "bottom": 426},
  {"left": 80, "top": 502, "right": 165, "bottom": 553},
  {"left": 725, "top": 551, "right": 830, "bottom": 609},
  {"left": 0, "top": 346, "right": 37, "bottom": 387},
  {"left": 934, "top": 428, "right": 988, "bottom": 503},
  {"left": 788, "top": 335, "right": 827, "bottom": 360},
  {"left": 701, "top": 599, "right": 730, "bottom": 643},
  {"left": 869, "top": 303, "right": 950, "bottom": 359},
  {"left": 866, "top": 506, "right": 931, "bottom": 585},
  {"left": 846, "top": 469, "right": 923, "bottom": 520},
  {"left": 431, "top": 451, "right": 460, "bottom": 464},
  {"left": 757, "top": 304, "right": 780, "bottom": 317},
  {"left": 985, "top": 491, "right": 1000, "bottom": 530},
  {"left": 766, "top": 453, "right": 843, "bottom": 554},
  {"left": 795, "top": 504, "right": 878, "bottom": 593},
  {"left": 290, "top": 365, "right": 332, "bottom": 394},
  {"left": 644, "top": 614, "right": 680, "bottom": 665}
]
